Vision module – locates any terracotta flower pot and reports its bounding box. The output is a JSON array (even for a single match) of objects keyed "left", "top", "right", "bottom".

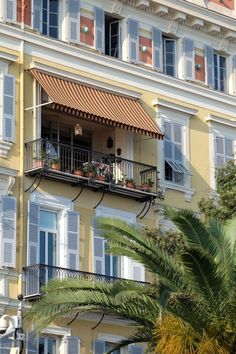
[
  {"left": 74, "top": 169, "right": 84, "bottom": 176},
  {"left": 51, "top": 162, "right": 61, "bottom": 171},
  {"left": 97, "top": 175, "right": 106, "bottom": 182}
]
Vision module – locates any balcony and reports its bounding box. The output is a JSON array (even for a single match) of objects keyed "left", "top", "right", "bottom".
[
  {"left": 23, "top": 264, "right": 148, "bottom": 300},
  {"left": 25, "top": 138, "right": 162, "bottom": 202}
]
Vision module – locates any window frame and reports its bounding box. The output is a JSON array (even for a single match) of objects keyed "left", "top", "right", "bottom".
[
  {"left": 163, "top": 37, "right": 176, "bottom": 77},
  {"left": 213, "top": 52, "right": 226, "bottom": 92}
]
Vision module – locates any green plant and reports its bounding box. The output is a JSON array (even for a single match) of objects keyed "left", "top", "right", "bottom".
[{"left": 50, "top": 158, "right": 59, "bottom": 164}]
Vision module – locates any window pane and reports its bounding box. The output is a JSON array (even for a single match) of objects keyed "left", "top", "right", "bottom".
[
  {"left": 225, "top": 139, "right": 233, "bottom": 157},
  {"left": 174, "top": 144, "right": 182, "bottom": 162},
  {"left": 165, "top": 161, "right": 172, "bottom": 181},
  {"left": 40, "top": 231, "right": 46, "bottom": 264},
  {"left": 164, "top": 141, "right": 172, "bottom": 159},
  {"left": 173, "top": 124, "right": 182, "bottom": 143},
  {"left": 164, "top": 122, "right": 171, "bottom": 139},
  {"left": 39, "top": 337, "right": 45, "bottom": 354},
  {"left": 47, "top": 337, "right": 57, "bottom": 354},
  {"left": 40, "top": 210, "right": 57, "bottom": 230}
]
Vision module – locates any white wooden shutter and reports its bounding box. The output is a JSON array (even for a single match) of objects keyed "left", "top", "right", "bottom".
[
  {"left": 129, "top": 345, "right": 144, "bottom": 354},
  {"left": 173, "top": 123, "right": 183, "bottom": 163},
  {"left": 1, "top": 196, "right": 17, "bottom": 268},
  {"left": 26, "top": 332, "right": 38, "bottom": 354},
  {"left": 94, "top": 228, "right": 105, "bottom": 274},
  {"left": 67, "top": 0, "right": 80, "bottom": 43},
  {"left": 232, "top": 55, "right": 236, "bottom": 95},
  {"left": 33, "top": 0, "right": 42, "bottom": 32},
  {"left": 66, "top": 211, "right": 80, "bottom": 270},
  {"left": 183, "top": 38, "right": 194, "bottom": 81},
  {"left": 215, "top": 136, "right": 224, "bottom": 167},
  {"left": 205, "top": 45, "right": 214, "bottom": 87},
  {"left": 4, "top": 0, "right": 16, "bottom": 21},
  {"left": 128, "top": 19, "right": 138, "bottom": 63},
  {"left": 164, "top": 121, "right": 173, "bottom": 161},
  {"left": 95, "top": 7, "right": 104, "bottom": 52},
  {"left": 152, "top": 27, "right": 163, "bottom": 71},
  {"left": 2, "top": 74, "right": 15, "bottom": 142},
  {"left": 27, "top": 202, "right": 39, "bottom": 266},
  {"left": 94, "top": 340, "right": 105, "bottom": 354},
  {"left": 66, "top": 336, "right": 80, "bottom": 354}
]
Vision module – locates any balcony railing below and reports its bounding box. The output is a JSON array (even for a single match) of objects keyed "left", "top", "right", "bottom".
[
  {"left": 23, "top": 264, "right": 148, "bottom": 299},
  {"left": 25, "top": 138, "right": 163, "bottom": 201}
]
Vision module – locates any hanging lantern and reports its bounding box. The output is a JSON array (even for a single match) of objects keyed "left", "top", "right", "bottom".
[{"left": 75, "top": 123, "right": 82, "bottom": 136}]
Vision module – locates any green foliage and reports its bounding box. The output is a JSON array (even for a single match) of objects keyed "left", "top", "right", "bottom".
[
  {"left": 198, "top": 160, "right": 236, "bottom": 221},
  {"left": 27, "top": 211, "right": 236, "bottom": 353}
]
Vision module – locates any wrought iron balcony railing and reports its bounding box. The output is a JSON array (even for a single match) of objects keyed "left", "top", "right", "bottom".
[
  {"left": 23, "top": 264, "right": 148, "bottom": 299},
  {"left": 25, "top": 138, "right": 162, "bottom": 200}
]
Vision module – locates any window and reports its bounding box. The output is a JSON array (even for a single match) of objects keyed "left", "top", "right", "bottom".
[
  {"left": 105, "top": 15, "right": 121, "bottom": 58},
  {"left": 39, "top": 335, "right": 59, "bottom": 354},
  {"left": 214, "top": 53, "right": 226, "bottom": 92},
  {"left": 33, "top": 0, "right": 59, "bottom": 38},
  {"left": 164, "top": 122, "right": 190, "bottom": 185},
  {"left": 163, "top": 37, "right": 176, "bottom": 77},
  {"left": 215, "top": 136, "right": 234, "bottom": 167}
]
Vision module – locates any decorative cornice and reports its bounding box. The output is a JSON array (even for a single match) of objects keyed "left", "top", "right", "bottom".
[
  {"left": 0, "top": 141, "right": 13, "bottom": 158},
  {"left": 205, "top": 115, "right": 236, "bottom": 128},
  {"left": 0, "top": 51, "right": 18, "bottom": 62},
  {"left": 153, "top": 98, "right": 198, "bottom": 116},
  {"left": 160, "top": 180, "right": 196, "bottom": 202}
]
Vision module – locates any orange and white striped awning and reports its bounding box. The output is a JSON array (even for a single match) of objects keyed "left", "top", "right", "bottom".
[{"left": 31, "top": 69, "right": 163, "bottom": 139}]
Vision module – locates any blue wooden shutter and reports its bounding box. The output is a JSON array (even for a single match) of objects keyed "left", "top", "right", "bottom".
[
  {"left": 0, "top": 337, "right": 14, "bottom": 351},
  {"left": 232, "top": 55, "right": 236, "bottom": 95},
  {"left": 94, "top": 340, "right": 105, "bottom": 354},
  {"left": 205, "top": 45, "right": 214, "bottom": 87},
  {"left": 164, "top": 121, "right": 173, "bottom": 161},
  {"left": 4, "top": 0, "right": 16, "bottom": 21},
  {"left": 67, "top": 336, "right": 80, "bottom": 354},
  {"left": 128, "top": 19, "right": 138, "bottom": 63},
  {"left": 95, "top": 7, "right": 104, "bottom": 52},
  {"left": 93, "top": 222, "right": 105, "bottom": 274},
  {"left": 33, "top": 0, "right": 42, "bottom": 31},
  {"left": 27, "top": 202, "right": 39, "bottom": 266},
  {"left": 66, "top": 211, "right": 80, "bottom": 270},
  {"left": 152, "top": 27, "right": 163, "bottom": 71},
  {"left": 68, "top": 0, "right": 80, "bottom": 43},
  {"left": 1, "top": 196, "right": 17, "bottom": 268},
  {"left": 2, "top": 74, "right": 15, "bottom": 142},
  {"left": 26, "top": 332, "right": 38, "bottom": 354},
  {"left": 183, "top": 38, "right": 194, "bottom": 80}
]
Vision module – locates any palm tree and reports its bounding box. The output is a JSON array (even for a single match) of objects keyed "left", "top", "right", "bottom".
[{"left": 27, "top": 209, "right": 236, "bottom": 353}]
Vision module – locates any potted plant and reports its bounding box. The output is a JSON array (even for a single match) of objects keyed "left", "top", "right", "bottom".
[
  {"left": 33, "top": 156, "right": 45, "bottom": 168},
  {"left": 51, "top": 158, "right": 61, "bottom": 171},
  {"left": 74, "top": 167, "right": 84, "bottom": 176},
  {"left": 125, "top": 178, "right": 135, "bottom": 189},
  {"left": 96, "top": 163, "right": 108, "bottom": 182},
  {"left": 83, "top": 162, "right": 97, "bottom": 178},
  {"left": 141, "top": 178, "right": 154, "bottom": 192}
]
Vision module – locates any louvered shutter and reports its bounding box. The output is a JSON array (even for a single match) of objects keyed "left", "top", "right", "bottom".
[
  {"left": 66, "top": 211, "right": 80, "bottom": 270},
  {"left": 225, "top": 138, "right": 233, "bottom": 162},
  {"left": 26, "top": 332, "right": 38, "bottom": 354},
  {"left": 27, "top": 202, "right": 39, "bottom": 266},
  {"left": 1, "top": 196, "right": 17, "bottom": 268},
  {"left": 95, "top": 7, "right": 104, "bottom": 52},
  {"left": 205, "top": 45, "right": 214, "bottom": 87},
  {"left": 0, "top": 336, "right": 14, "bottom": 351},
  {"left": 4, "top": 0, "right": 16, "bottom": 21},
  {"left": 183, "top": 38, "right": 194, "bottom": 80},
  {"left": 152, "top": 27, "right": 162, "bottom": 71},
  {"left": 33, "top": 0, "right": 42, "bottom": 31},
  {"left": 94, "top": 340, "right": 105, "bottom": 354},
  {"left": 129, "top": 345, "right": 144, "bottom": 354},
  {"left": 67, "top": 0, "right": 80, "bottom": 43},
  {"left": 164, "top": 122, "right": 173, "bottom": 161},
  {"left": 94, "top": 224, "right": 105, "bottom": 274},
  {"left": 128, "top": 19, "right": 138, "bottom": 63},
  {"left": 2, "top": 74, "right": 15, "bottom": 142},
  {"left": 173, "top": 123, "right": 183, "bottom": 163},
  {"left": 215, "top": 136, "right": 224, "bottom": 167},
  {"left": 67, "top": 336, "right": 80, "bottom": 354},
  {"left": 232, "top": 55, "right": 236, "bottom": 95}
]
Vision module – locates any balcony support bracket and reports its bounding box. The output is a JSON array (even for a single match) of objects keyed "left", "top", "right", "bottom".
[
  {"left": 93, "top": 190, "right": 106, "bottom": 209},
  {"left": 72, "top": 185, "right": 85, "bottom": 202},
  {"left": 137, "top": 201, "right": 148, "bottom": 218},
  {"left": 25, "top": 169, "right": 44, "bottom": 193},
  {"left": 139, "top": 197, "right": 153, "bottom": 219}
]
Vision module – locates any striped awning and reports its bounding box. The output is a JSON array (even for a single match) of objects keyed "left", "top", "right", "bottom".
[{"left": 31, "top": 69, "right": 163, "bottom": 139}]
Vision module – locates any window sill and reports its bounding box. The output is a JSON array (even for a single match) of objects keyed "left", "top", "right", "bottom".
[
  {"left": 160, "top": 180, "right": 195, "bottom": 202},
  {"left": 0, "top": 140, "right": 13, "bottom": 158}
]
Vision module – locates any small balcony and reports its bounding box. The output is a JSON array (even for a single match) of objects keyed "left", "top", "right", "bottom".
[
  {"left": 25, "top": 138, "right": 162, "bottom": 202},
  {"left": 23, "top": 264, "right": 148, "bottom": 300}
]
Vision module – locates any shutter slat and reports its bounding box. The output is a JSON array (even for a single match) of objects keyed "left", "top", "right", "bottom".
[
  {"left": 27, "top": 202, "right": 39, "bottom": 266},
  {"left": 67, "top": 211, "right": 80, "bottom": 270},
  {"left": 68, "top": 0, "right": 80, "bottom": 43},
  {"left": 1, "top": 196, "right": 17, "bottom": 268},
  {"left": 183, "top": 38, "right": 194, "bottom": 80},
  {"left": 205, "top": 45, "right": 214, "bottom": 87},
  {"left": 128, "top": 19, "right": 138, "bottom": 63},
  {"left": 2, "top": 74, "right": 15, "bottom": 142},
  {"left": 152, "top": 27, "right": 162, "bottom": 71},
  {"left": 95, "top": 7, "right": 104, "bottom": 52}
]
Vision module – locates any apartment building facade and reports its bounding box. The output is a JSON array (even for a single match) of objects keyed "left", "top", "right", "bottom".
[{"left": 0, "top": 0, "right": 236, "bottom": 352}]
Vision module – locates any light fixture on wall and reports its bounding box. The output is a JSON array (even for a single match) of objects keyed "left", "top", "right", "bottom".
[
  {"left": 81, "top": 25, "right": 89, "bottom": 33},
  {"left": 195, "top": 63, "right": 202, "bottom": 70},
  {"left": 74, "top": 123, "right": 82, "bottom": 136},
  {"left": 141, "top": 45, "right": 147, "bottom": 53}
]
